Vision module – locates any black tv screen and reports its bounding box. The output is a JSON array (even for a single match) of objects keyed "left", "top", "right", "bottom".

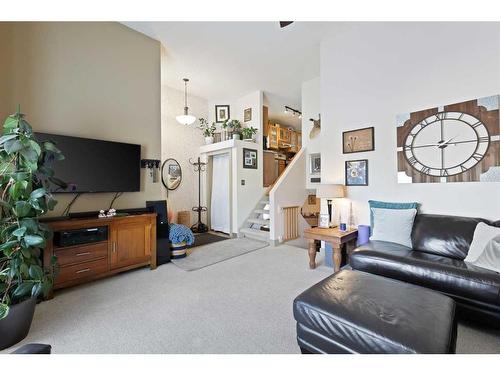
[{"left": 36, "top": 133, "right": 141, "bottom": 193}]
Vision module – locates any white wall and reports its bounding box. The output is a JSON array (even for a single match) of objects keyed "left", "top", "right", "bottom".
[
  {"left": 321, "top": 22, "right": 500, "bottom": 224},
  {"left": 161, "top": 84, "right": 208, "bottom": 225},
  {"left": 0, "top": 22, "right": 162, "bottom": 216},
  {"left": 301, "top": 77, "right": 321, "bottom": 189},
  {"left": 206, "top": 91, "right": 265, "bottom": 233}
]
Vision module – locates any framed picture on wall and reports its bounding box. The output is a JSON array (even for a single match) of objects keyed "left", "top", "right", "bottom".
[
  {"left": 342, "top": 126, "right": 375, "bottom": 154},
  {"left": 215, "top": 105, "right": 230, "bottom": 123},
  {"left": 345, "top": 159, "right": 369, "bottom": 186},
  {"left": 243, "top": 148, "right": 258, "bottom": 169},
  {"left": 310, "top": 153, "right": 321, "bottom": 175},
  {"left": 244, "top": 108, "right": 252, "bottom": 122}
]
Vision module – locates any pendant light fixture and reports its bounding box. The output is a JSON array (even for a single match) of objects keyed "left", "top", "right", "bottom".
[{"left": 176, "top": 78, "right": 196, "bottom": 125}]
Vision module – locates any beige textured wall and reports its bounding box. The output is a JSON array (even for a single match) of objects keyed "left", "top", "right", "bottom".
[
  {"left": 0, "top": 22, "right": 162, "bottom": 216},
  {"left": 161, "top": 81, "right": 208, "bottom": 225}
]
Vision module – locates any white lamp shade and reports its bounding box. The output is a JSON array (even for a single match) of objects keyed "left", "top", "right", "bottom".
[
  {"left": 176, "top": 114, "right": 196, "bottom": 125},
  {"left": 317, "top": 184, "right": 345, "bottom": 199}
]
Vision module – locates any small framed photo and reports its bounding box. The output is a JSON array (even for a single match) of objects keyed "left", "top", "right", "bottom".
[
  {"left": 244, "top": 108, "right": 252, "bottom": 122},
  {"left": 342, "top": 126, "right": 374, "bottom": 154},
  {"left": 345, "top": 159, "right": 369, "bottom": 186},
  {"left": 307, "top": 194, "right": 316, "bottom": 205},
  {"left": 319, "top": 214, "right": 330, "bottom": 228},
  {"left": 243, "top": 148, "right": 258, "bottom": 169},
  {"left": 215, "top": 105, "right": 230, "bottom": 123},
  {"left": 310, "top": 153, "right": 321, "bottom": 175}
]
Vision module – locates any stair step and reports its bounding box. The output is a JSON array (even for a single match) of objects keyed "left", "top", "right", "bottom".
[
  {"left": 254, "top": 209, "right": 268, "bottom": 214},
  {"left": 240, "top": 227, "right": 269, "bottom": 241},
  {"left": 247, "top": 218, "right": 269, "bottom": 225},
  {"left": 260, "top": 200, "right": 269, "bottom": 205}
]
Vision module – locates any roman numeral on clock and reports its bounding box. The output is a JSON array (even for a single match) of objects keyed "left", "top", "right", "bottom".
[
  {"left": 420, "top": 166, "right": 430, "bottom": 174},
  {"left": 479, "top": 136, "right": 489, "bottom": 143},
  {"left": 471, "top": 153, "right": 483, "bottom": 161},
  {"left": 440, "top": 169, "right": 449, "bottom": 177},
  {"left": 471, "top": 121, "right": 483, "bottom": 129},
  {"left": 460, "top": 165, "right": 467, "bottom": 172},
  {"left": 407, "top": 156, "right": 417, "bottom": 165}
]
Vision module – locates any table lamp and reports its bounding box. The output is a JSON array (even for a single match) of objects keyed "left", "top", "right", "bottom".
[{"left": 317, "top": 184, "right": 345, "bottom": 227}]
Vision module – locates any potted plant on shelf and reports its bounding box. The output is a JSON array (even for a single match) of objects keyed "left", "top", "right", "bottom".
[
  {"left": 198, "top": 118, "right": 216, "bottom": 144},
  {"left": 0, "top": 107, "right": 65, "bottom": 350},
  {"left": 241, "top": 126, "right": 258, "bottom": 142},
  {"left": 228, "top": 119, "right": 242, "bottom": 140},
  {"left": 221, "top": 119, "right": 229, "bottom": 141}
]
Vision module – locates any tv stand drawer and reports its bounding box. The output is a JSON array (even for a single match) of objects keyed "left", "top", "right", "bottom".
[
  {"left": 55, "top": 257, "right": 109, "bottom": 286},
  {"left": 55, "top": 242, "right": 108, "bottom": 266}
]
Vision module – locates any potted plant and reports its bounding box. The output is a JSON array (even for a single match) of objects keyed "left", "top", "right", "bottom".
[
  {"left": 198, "top": 118, "right": 216, "bottom": 144},
  {"left": 0, "top": 107, "right": 65, "bottom": 350},
  {"left": 221, "top": 119, "right": 230, "bottom": 141},
  {"left": 228, "top": 119, "right": 242, "bottom": 140},
  {"left": 241, "top": 126, "right": 258, "bottom": 142}
]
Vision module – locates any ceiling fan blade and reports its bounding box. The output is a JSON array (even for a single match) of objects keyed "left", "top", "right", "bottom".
[{"left": 279, "top": 21, "right": 294, "bottom": 28}]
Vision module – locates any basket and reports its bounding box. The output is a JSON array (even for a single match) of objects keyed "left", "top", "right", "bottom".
[{"left": 177, "top": 211, "right": 191, "bottom": 227}]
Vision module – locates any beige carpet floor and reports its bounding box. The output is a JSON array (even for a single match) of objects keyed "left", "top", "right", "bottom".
[{"left": 2, "top": 244, "right": 500, "bottom": 353}]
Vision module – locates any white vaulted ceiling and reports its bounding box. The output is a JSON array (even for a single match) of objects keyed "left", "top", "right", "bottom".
[{"left": 123, "top": 22, "right": 331, "bottom": 127}]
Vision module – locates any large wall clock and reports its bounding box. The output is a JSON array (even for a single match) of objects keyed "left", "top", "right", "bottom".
[{"left": 396, "top": 95, "right": 500, "bottom": 183}]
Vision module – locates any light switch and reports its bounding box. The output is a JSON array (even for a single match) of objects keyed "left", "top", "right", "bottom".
[{"left": 241, "top": 179, "right": 245, "bottom": 185}]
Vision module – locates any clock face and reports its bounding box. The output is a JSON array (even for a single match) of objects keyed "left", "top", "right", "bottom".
[{"left": 403, "top": 111, "right": 490, "bottom": 177}]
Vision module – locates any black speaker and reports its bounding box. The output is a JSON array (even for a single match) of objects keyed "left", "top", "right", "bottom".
[
  {"left": 146, "top": 200, "right": 170, "bottom": 265},
  {"left": 146, "top": 200, "right": 167, "bottom": 226}
]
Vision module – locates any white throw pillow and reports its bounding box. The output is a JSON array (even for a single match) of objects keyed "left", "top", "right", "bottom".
[
  {"left": 464, "top": 222, "right": 500, "bottom": 263},
  {"left": 369, "top": 207, "right": 417, "bottom": 248},
  {"left": 471, "top": 235, "right": 500, "bottom": 273}
]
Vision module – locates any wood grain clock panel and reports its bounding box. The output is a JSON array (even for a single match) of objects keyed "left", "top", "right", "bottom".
[{"left": 396, "top": 95, "right": 500, "bottom": 183}]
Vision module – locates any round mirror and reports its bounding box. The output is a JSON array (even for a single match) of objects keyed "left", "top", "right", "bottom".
[{"left": 161, "top": 158, "right": 182, "bottom": 190}]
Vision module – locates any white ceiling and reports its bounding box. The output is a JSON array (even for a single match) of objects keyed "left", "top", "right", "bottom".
[{"left": 123, "top": 22, "right": 330, "bottom": 129}]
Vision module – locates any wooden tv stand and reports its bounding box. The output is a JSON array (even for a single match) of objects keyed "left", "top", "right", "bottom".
[{"left": 43, "top": 213, "right": 157, "bottom": 296}]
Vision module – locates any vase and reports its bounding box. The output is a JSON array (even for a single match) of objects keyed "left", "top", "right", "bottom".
[
  {"left": 0, "top": 297, "right": 37, "bottom": 350},
  {"left": 205, "top": 136, "right": 214, "bottom": 145},
  {"left": 233, "top": 133, "right": 241, "bottom": 140}
]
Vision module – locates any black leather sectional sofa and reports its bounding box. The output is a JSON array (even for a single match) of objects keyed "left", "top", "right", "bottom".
[{"left": 350, "top": 214, "right": 500, "bottom": 324}]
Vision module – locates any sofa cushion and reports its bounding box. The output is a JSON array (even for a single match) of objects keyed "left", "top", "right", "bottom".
[
  {"left": 368, "top": 200, "right": 419, "bottom": 233},
  {"left": 350, "top": 241, "right": 500, "bottom": 305},
  {"left": 411, "top": 214, "right": 493, "bottom": 260}
]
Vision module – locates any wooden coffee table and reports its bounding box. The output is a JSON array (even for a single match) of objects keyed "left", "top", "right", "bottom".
[{"left": 303, "top": 227, "right": 358, "bottom": 272}]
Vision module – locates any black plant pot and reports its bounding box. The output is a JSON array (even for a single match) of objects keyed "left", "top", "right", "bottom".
[{"left": 0, "top": 297, "right": 37, "bottom": 350}]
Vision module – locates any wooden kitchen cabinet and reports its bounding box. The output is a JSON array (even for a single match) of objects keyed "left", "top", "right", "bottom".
[{"left": 268, "top": 124, "right": 279, "bottom": 149}]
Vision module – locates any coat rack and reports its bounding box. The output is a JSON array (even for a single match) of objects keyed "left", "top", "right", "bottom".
[{"left": 189, "top": 157, "right": 208, "bottom": 233}]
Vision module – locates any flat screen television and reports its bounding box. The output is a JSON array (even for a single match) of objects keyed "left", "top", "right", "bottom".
[{"left": 35, "top": 133, "right": 141, "bottom": 193}]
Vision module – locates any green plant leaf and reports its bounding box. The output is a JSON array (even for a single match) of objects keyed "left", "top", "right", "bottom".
[
  {"left": 14, "top": 201, "right": 32, "bottom": 217},
  {"left": 24, "top": 234, "right": 44, "bottom": 246},
  {"left": 20, "top": 147, "right": 39, "bottom": 162},
  {"left": 3, "top": 116, "right": 18, "bottom": 130},
  {"left": 30, "top": 187, "right": 46, "bottom": 199},
  {"left": 29, "top": 264, "right": 43, "bottom": 279},
  {"left": 4, "top": 139, "right": 24, "bottom": 154},
  {"left": 20, "top": 263, "right": 29, "bottom": 277},
  {"left": 13, "top": 282, "right": 34, "bottom": 299},
  {"left": 29, "top": 140, "right": 41, "bottom": 156},
  {"left": 12, "top": 226, "right": 27, "bottom": 237},
  {"left": 0, "top": 134, "right": 18, "bottom": 145},
  {"left": 0, "top": 240, "right": 17, "bottom": 251},
  {"left": 31, "top": 283, "right": 42, "bottom": 297},
  {"left": 0, "top": 303, "right": 9, "bottom": 320}
]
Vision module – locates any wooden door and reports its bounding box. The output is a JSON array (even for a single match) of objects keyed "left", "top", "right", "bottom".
[{"left": 110, "top": 218, "right": 152, "bottom": 270}]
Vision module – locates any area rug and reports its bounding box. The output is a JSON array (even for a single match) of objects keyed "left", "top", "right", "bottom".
[
  {"left": 189, "top": 232, "right": 229, "bottom": 248},
  {"left": 172, "top": 237, "right": 269, "bottom": 271}
]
